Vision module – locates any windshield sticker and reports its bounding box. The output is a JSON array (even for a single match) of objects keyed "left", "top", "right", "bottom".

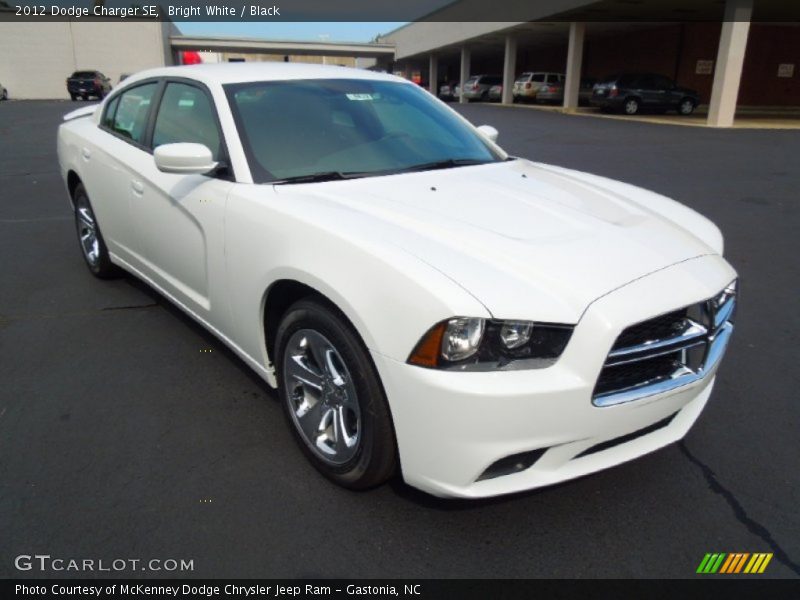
[{"left": 345, "top": 93, "right": 377, "bottom": 101}]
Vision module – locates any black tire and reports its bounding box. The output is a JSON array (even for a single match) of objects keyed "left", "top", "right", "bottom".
[
  {"left": 678, "top": 97, "right": 696, "bottom": 116},
  {"left": 70, "top": 93, "right": 77, "bottom": 101},
  {"left": 274, "top": 298, "right": 397, "bottom": 490},
  {"left": 72, "top": 183, "right": 120, "bottom": 279},
  {"left": 623, "top": 97, "right": 640, "bottom": 115}
]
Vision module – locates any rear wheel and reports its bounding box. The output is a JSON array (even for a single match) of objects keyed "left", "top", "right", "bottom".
[
  {"left": 623, "top": 97, "right": 641, "bottom": 115},
  {"left": 275, "top": 298, "right": 397, "bottom": 490},
  {"left": 70, "top": 93, "right": 77, "bottom": 101},
  {"left": 73, "top": 183, "right": 120, "bottom": 279}
]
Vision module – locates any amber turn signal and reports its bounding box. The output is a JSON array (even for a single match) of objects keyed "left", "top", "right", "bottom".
[{"left": 407, "top": 322, "right": 447, "bottom": 368}]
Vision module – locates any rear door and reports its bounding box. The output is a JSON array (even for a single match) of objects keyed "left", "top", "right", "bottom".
[
  {"left": 87, "top": 81, "right": 159, "bottom": 264},
  {"left": 636, "top": 75, "right": 664, "bottom": 107},
  {"left": 129, "top": 79, "right": 234, "bottom": 326}
]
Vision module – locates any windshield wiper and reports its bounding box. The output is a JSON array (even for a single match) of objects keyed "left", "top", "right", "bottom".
[
  {"left": 395, "top": 158, "right": 494, "bottom": 174},
  {"left": 272, "top": 171, "right": 366, "bottom": 185}
]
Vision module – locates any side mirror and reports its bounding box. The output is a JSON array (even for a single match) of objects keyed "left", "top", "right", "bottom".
[
  {"left": 154, "top": 143, "right": 217, "bottom": 175},
  {"left": 476, "top": 125, "right": 499, "bottom": 143}
]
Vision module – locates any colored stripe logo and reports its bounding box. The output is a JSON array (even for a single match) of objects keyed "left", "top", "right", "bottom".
[{"left": 697, "top": 552, "right": 773, "bottom": 574}]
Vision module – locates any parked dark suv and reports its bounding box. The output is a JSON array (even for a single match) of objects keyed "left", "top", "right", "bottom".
[
  {"left": 591, "top": 73, "right": 699, "bottom": 116},
  {"left": 66, "top": 71, "right": 112, "bottom": 101}
]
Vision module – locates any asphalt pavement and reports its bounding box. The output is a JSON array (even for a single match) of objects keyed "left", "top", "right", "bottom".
[{"left": 1, "top": 100, "right": 798, "bottom": 579}]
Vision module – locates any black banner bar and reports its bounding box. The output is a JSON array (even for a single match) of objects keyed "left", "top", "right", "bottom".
[
  {"left": 4, "top": 579, "right": 800, "bottom": 600},
  {"left": 2, "top": 0, "right": 800, "bottom": 23}
]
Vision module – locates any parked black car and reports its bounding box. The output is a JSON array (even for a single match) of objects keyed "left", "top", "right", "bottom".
[
  {"left": 591, "top": 73, "right": 699, "bottom": 116},
  {"left": 66, "top": 71, "right": 112, "bottom": 101}
]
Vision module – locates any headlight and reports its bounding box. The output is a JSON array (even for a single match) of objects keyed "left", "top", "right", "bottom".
[
  {"left": 442, "top": 317, "right": 484, "bottom": 361},
  {"left": 408, "top": 317, "right": 573, "bottom": 371}
]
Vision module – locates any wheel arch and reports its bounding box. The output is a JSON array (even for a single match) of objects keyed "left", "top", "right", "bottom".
[
  {"left": 261, "top": 275, "right": 377, "bottom": 376},
  {"left": 66, "top": 170, "right": 82, "bottom": 208}
]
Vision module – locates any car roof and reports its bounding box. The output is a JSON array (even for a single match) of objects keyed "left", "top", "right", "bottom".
[{"left": 120, "top": 62, "right": 406, "bottom": 88}]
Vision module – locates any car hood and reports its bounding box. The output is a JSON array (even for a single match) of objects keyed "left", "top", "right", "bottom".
[{"left": 275, "top": 159, "right": 719, "bottom": 323}]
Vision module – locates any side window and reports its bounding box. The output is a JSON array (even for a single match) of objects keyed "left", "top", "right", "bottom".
[
  {"left": 652, "top": 75, "right": 674, "bottom": 90},
  {"left": 107, "top": 82, "right": 157, "bottom": 145},
  {"left": 102, "top": 95, "right": 120, "bottom": 129},
  {"left": 152, "top": 82, "right": 222, "bottom": 161}
]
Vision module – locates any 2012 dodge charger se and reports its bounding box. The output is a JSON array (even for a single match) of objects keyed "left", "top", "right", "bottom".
[{"left": 57, "top": 64, "right": 737, "bottom": 498}]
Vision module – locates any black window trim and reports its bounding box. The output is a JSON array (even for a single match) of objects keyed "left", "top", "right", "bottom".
[
  {"left": 99, "top": 77, "right": 162, "bottom": 154},
  {"left": 99, "top": 76, "right": 235, "bottom": 181}
]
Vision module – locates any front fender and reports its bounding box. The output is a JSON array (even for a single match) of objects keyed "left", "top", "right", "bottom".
[{"left": 223, "top": 187, "right": 490, "bottom": 385}]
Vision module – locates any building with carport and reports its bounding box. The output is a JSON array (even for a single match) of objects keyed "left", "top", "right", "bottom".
[{"left": 380, "top": 0, "right": 800, "bottom": 126}]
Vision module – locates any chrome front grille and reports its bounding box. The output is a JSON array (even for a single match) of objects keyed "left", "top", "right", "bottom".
[{"left": 593, "top": 281, "right": 737, "bottom": 407}]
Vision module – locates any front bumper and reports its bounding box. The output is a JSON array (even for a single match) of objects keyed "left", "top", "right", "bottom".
[{"left": 374, "top": 254, "right": 736, "bottom": 498}]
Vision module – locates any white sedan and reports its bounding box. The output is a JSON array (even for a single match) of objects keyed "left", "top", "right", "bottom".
[{"left": 57, "top": 63, "right": 737, "bottom": 498}]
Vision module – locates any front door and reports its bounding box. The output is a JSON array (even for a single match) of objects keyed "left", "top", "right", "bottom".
[{"left": 129, "top": 80, "right": 233, "bottom": 326}]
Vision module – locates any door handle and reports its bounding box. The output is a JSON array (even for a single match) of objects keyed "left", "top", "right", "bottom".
[
  {"left": 81, "top": 147, "right": 91, "bottom": 160},
  {"left": 131, "top": 180, "right": 144, "bottom": 195}
]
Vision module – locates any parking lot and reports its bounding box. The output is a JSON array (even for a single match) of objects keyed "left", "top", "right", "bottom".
[{"left": 1, "top": 100, "right": 798, "bottom": 578}]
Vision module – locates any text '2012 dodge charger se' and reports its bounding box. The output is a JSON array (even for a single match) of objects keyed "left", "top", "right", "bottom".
[{"left": 57, "top": 63, "right": 737, "bottom": 498}]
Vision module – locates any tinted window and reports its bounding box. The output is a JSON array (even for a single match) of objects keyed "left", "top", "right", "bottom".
[
  {"left": 651, "top": 75, "right": 674, "bottom": 89},
  {"left": 102, "top": 95, "right": 120, "bottom": 129},
  {"left": 108, "top": 82, "right": 157, "bottom": 145},
  {"left": 227, "top": 79, "right": 502, "bottom": 183},
  {"left": 530, "top": 73, "right": 546, "bottom": 83},
  {"left": 152, "top": 82, "right": 222, "bottom": 160},
  {"left": 72, "top": 71, "right": 96, "bottom": 78}
]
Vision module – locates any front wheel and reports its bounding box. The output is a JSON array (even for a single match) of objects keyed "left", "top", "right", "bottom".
[
  {"left": 275, "top": 298, "right": 397, "bottom": 490},
  {"left": 73, "top": 183, "right": 120, "bottom": 278},
  {"left": 678, "top": 98, "right": 696, "bottom": 115}
]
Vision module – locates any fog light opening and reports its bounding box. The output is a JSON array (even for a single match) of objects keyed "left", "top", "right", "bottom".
[{"left": 476, "top": 448, "right": 548, "bottom": 482}]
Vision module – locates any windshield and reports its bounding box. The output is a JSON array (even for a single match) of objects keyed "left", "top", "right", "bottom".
[{"left": 226, "top": 79, "right": 503, "bottom": 183}]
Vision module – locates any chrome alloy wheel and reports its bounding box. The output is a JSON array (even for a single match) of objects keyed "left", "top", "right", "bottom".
[
  {"left": 76, "top": 199, "right": 100, "bottom": 267},
  {"left": 283, "top": 329, "right": 361, "bottom": 464},
  {"left": 679, "top": 99, "right": 695, "bottom": 115}
]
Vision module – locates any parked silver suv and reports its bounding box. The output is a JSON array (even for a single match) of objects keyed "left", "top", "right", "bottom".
[
  {"left": 461, "top": 74, "right": 502, "bottom": 102},
  {"left": 512, "top": 72, "right": 564, "bottom": 102}
]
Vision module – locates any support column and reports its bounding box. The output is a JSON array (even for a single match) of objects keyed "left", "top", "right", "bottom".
[
  {"left": 707, "top": 0, "right": 753, "bottom": 127},
  {"left": 459, "top": 46, "right": 471, "bottom": 104},
  {"left": 563, "top": 22, "right": 585, "bottom": 111},
  {"left": 429, "top": 54, "right": 438, "bottom": 95},
  {"left": 501, "top": 35, "right": 517, "bottom": 105}
]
